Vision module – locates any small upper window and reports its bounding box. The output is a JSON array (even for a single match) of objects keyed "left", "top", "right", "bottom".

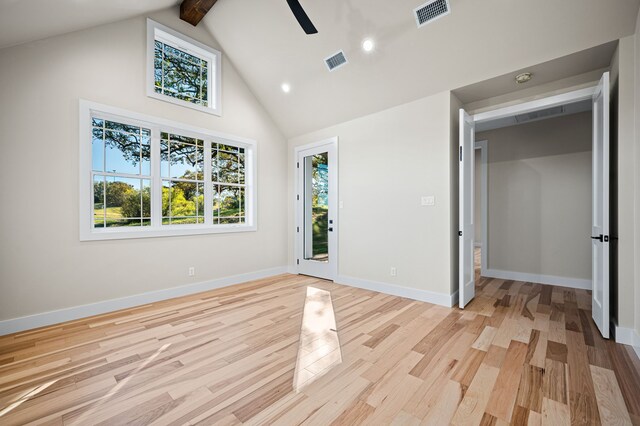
[{"left": 147, "top": 19, "right": 221, "bottom": 115}]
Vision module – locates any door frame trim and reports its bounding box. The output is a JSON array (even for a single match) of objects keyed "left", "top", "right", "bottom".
[
  {"left": 293, "top": 137, "right": 339, "bottom": 280},
  {"left": 474, "top": 139, "right": 488, "bottom": 276},
  {"left": 461, "top": 84, "right": 600, "bottom": 307},
  {"left": 472, "top": 86, "right": 597, "bottom": 124},
  {"left": 459, "top": 109, "right": 476, "bottom": 308}
]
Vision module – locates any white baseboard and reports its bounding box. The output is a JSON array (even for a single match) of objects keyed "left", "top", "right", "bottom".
[
  {"left": 614, "top": 323, "right": 640, "bottom": 359},
  {"left": 0, "top": 266, "right": 288, "bottom": 336},
  {"left": 336, "top": 275, "right": 458, "bottom": 308},
  {"left": 483, "top": 268, "right": 591, "bottom": 290},
  {"left": 286, "top": 265, "right": 297, "bottom": 275}
]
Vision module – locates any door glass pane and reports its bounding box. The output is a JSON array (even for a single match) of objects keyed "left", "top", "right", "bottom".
[{"left": 303, "top": 152, "right": 329, "bottom": 261}]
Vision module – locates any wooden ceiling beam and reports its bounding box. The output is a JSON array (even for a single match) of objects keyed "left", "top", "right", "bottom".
[{"left": 180, "top": 0, "right": 218, "bottom": 26}]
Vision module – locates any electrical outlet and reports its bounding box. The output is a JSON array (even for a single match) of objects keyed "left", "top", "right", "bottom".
[
  {"left": 188, "top": 267, "right": 195, "bottom": 277},
  {"left": 390, "top": 267, "right": 397, "bottom": 277}
]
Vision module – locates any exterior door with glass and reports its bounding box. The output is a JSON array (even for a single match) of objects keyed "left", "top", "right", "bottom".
[{"left": 295, "top": 139, "right": 338, "bottom": 281}]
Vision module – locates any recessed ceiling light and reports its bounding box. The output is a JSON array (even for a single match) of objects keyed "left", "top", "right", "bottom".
[
  {"left": 281, "top": 83, "right": 291, "bottom": 93},
  {"left": 362, "top": 38, "right": 375, "bottom": 52},
  {"left": 515, "top": 72, "right": 533, "bottom": 84}
]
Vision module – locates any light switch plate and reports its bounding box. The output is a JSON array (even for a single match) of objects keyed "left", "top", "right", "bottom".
[{"left": 421, "top": 196, "right": 435, "bottom": 206}]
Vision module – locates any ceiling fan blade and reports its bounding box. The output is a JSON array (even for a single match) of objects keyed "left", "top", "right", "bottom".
[{"left": 286, "top": 0, "right": 318, "bottom": 34}]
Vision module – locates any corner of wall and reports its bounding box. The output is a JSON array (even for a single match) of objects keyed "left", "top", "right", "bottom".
[
  {"left": 634, "top": 5, "right": 640, "bottom": 340},
  {"left": 611, "top": 35, "right": 637, "bottom": 332},
  {"left": 449, "top": 92, "right": 462, "bottom": 296},
  {"left": 0, "top": 9, "right": 290, "bottom": 323}
]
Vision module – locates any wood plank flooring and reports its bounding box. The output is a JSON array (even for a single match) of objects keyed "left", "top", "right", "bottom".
[{"left": 0, "top": 258, "right": 639, "bottom": 424}]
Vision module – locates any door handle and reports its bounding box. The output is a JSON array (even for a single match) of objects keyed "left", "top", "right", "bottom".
[{"left": 591, "top": 234, "right": 603, "bottom": 242}]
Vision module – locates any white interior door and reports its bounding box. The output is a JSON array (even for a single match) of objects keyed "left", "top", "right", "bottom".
[
  {"left": 591, "top": 72, "right": 610, "bottom": 339},
  {"left": 296, "top": 139, "right": 338, "bottom": 281},
  {"left": 459, "top": 109, "right": 475, "bottom": 308}
]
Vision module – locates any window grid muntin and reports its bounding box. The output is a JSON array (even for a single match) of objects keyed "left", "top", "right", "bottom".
[
  {"left": 160, "top": 132, "right": 204, "bottom": 180},
  {"left": 92, "top": 118, "right": 151, "bottom": 175},
  {"left": 160, "top": 132, "right": 206, "bottom": 225},
  {"left": 90, "top": 112, "right": 251, "bottom": 232},
  {"left": 211, "top": 142, "right": 247, "bottom": 224},
  {"left": 91, "top": 118, "right": 152, "bottom": 229},
  {"left": 162, "top": 180, "right": 205, "bottom": 225},
  {"left": 154, "top": 39, "right": 210, "bottom": 107}
]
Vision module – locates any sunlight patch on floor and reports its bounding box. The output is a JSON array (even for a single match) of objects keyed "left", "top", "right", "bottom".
[
  {"left": 68, "top": 342, "right": 171, "bottom": 424},
  {"left": 0, "top": 379, "right": 57, "bottom": 418},
  {"left": 293, "top": 287, "right": 342, "bottom": 392}
]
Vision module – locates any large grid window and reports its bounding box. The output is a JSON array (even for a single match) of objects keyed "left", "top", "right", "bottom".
[
  {"left": 147, "top": 19, "right": 221, "bottom": 115},
  {"left": 80, "top": 101, "right": 255, "bottom": 241}
]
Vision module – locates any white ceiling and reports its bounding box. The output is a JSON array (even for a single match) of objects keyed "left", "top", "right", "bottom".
[
  {"left": 1, "top": 0, "right": 639, "bottom": 138},
  {"left": 453, "top": 41, "right": 618, "bottom": 106},
  {"left": 0, "top": 0, "right": 179, "bottom": 49},
  {"left": 203, "top": 0, "right": 640, "bottom": 137}
]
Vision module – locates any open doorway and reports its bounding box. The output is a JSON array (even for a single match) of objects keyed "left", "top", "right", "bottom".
[
  {"left": 474, "top": 139, "right": 488, "bottom": 280},
  {"left": 474, "top": 104, "right": 593, "bottom": 285},
  {"left": 458, "top": 73, "right": 611, "bottom": 339}
]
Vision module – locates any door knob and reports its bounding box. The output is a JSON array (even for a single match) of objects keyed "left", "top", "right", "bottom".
[{"left": 591, "top": 234, "right": 603, "bottom": 242}]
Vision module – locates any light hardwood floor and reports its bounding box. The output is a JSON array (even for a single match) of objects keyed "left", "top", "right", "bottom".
[{"left": 1, "top": 264, "right": 639, "bottom": 424}]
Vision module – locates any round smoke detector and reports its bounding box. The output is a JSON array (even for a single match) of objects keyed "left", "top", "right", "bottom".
[{"left": 515, "top": 72, "right": 533, "bottom": 84}]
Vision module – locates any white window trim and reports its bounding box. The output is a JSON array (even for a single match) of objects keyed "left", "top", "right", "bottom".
[
  {"left": 146, "top": 19, "right": 222, "bottom": 116},
  {"left": 79, "top": 99, "right": 256, "bottom": 241}
]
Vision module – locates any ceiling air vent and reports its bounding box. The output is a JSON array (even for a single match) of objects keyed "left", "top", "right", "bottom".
[
  {"left": 515, "top": 106, "right": 565, "bottom": 123},
  {"left": 414, "top": 0, "right": 451, "bottom": 28},
  {"left": 325, "top": 50, "right": 348, "bottom": 72}
]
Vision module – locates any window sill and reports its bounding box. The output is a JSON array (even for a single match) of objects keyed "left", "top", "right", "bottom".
[
  {"left": 80, "top": 224, "right": 256, "bottom": 241},
  {"left": 147, "top": 90, "right": 222, "bottom": 117}
]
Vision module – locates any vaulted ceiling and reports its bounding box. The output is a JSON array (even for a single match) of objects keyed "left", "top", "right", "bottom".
[
  {"left": 203, "top": 0, "right": 639, "bottom": 137},
  {"left": 1, "top": 0, "right": 639, "bottom": 138},
  {"left": 0, "top": 0, "right": 179, "bottom": 49}
]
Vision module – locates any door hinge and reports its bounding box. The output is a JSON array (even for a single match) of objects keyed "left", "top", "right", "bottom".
[
  {"left": 296, "top": 226, "right": 299, "bottom": 233},
  {"left": 297, "top": 259, "right": 300, "bottom": 265},
  {"left": 297, "top": 162, "right": 300, "bottom": 168},
  {"left": 458, "top": 230, "right": 462, "bottom": 236},
  {"left": 297, "top": 194, "right": 300, "bottom": 201},
  {"left": 459, "top": 146, "right": 462, "bottom": 161}
]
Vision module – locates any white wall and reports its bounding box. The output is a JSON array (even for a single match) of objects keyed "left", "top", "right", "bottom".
[
  {"left": 474, "top": 149, "right": 482, "bottom": 244},
  {"left": 288, "top": 92, "right": 456, "bottom": 302},
  {"left": 0, "top": 8, "right": 288, "bottom": 322},
  {"left": 476, "top": 112, "right": 592, "bottom": 282},
  {"left": 450, "top": 93, "right": 462, "bottom": 296},
  {"left": 612, "top": 36, "right": 637, "bottom": 332},
  {"left": 634, "top": 7, "right": 640, "bottom": 342}
]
